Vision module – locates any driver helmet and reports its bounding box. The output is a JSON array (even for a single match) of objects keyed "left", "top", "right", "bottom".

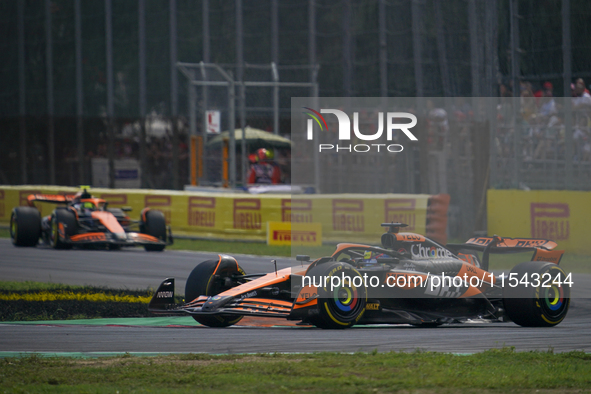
[
  {"left": 72, "top": 189, "right": 92, "bottom": 205},
  {"left": 362, "top": 250, "right": 379, "bottom": 266},
  {"left": 256, "top": 148, "right": 273, "bottom": 162},
  {"left": 81, "top": 201, "right": 95, "bottom": 210},
  {"left": 75, "top": 201, "right": 96, "bottom": 213}
]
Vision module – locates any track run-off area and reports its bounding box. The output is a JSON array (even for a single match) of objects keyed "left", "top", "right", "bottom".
[{"left": 1, "top": 238, "right": 590, "bottom": 355}]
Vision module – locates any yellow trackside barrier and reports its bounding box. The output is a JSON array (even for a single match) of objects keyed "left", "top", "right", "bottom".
[
  {"left": 288, "top": 194, "right": 440, "bottom": 243},
  {"left": 488, "top": 189, "right": 591, "bottom": 254},
  {"left": 267, "top": 222, "right": 323, "bottom": 246},
  {"left": 0, "top": 186, "right": 445, "bottom": 244}
]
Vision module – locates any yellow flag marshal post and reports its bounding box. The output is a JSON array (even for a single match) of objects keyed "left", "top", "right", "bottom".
[{"left": 267, "top": 222, "right": 322, "bottom": 246}]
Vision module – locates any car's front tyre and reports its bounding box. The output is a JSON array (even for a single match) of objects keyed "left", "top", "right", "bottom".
[
  {"left": 185, "top": 257, "right": 245, "bottom": 327},
  {"left": 142, "top": 210, "right": 166, "bottom": 252},
  {"left": 49, "top": 209, "right": 77, "bottom": 250},
  {"left": 307, "top": 262, "right": 367, "bottom": 329}
]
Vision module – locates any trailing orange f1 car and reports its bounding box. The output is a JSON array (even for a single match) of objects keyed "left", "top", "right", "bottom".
[
  {"left": 10, "top": 189, "right": 172, "bottom": 251},
  {"left": 149, "top": 223, "right": 570, "bottom": 328}
]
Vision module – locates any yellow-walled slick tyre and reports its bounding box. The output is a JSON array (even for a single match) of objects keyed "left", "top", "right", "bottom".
[
  {"left": 49, "top": 209, "right": 77, "bottom": 250},
  {"left": 503, "top": 261, "right": 570, "bottom": 327},
  {"left": 142, "top": 210, "right": 167, "bottom": 252},
  {"left": 308, "top": 262, "right": 367, "bottom": 329}
]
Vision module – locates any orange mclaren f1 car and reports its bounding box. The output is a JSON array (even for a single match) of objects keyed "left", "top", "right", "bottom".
[
  {"left": 149, "top": 223, "right": 570, "bottom": 328},
  {"left": 10, "top": 189, "right": 172, "bottom": 251}
]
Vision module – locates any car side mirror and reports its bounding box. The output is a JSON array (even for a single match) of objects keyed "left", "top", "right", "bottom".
[{"left": 121, "top": 206, "right": 133, "bottom": 212}]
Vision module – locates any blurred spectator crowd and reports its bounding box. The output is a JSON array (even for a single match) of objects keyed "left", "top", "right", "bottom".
[{"left": 497, "top": 78, "right": 591, "bottom": 163}]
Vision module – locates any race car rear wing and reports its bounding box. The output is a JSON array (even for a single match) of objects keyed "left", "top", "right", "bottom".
[
  {"left": 462, "top": 236, "right": 557, "bottom": 250},
  {"left": 27, "top": 193, "right": 108, "bottom": 210},
  {"left": 447, "top": 236, "right": 564, "bottom": 270},
  {"left": 26, "top": 193, "right": 75, "bottom": 206}
]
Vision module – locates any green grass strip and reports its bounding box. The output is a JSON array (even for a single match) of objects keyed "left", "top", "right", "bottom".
[
  {"left": 169, "top": 236, "right": 296, "bottom": 256},
  {"left": 0, "top": 280, "right": 154, "bottom": 295},
  {"left": 0, "top": 281, "right": 171, "bottom": 321},
  {"left": 1, "top": 350, "right": 591, "bottom": 392},
  {"left": 0, "top": 291, "right": 150, "bottom": 303}
]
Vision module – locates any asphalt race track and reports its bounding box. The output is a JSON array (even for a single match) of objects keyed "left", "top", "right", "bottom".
[
  {"left": 1, "top": 238, "right": 590, "bottom": 354},
  {"left": 0, "top": 238, "right": 295, "bottom": 291}
]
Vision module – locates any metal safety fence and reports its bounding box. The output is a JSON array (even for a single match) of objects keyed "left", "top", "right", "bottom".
[
  {"left": 291, "top": 97, "right": 591, "bottom": 239},
  {"left": 179, "top": 62, "right": 318, "bottom": 188}
]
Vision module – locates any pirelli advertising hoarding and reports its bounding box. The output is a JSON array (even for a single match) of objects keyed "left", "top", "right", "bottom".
[
  {"left": 488, "top": 189, "right": 591, "bottom": 254},
  {"left": 267, "top": 222, "right": 323, "bottom": 246},
  {"left": 287, "top": 195, "right": 429, "bottom": 243},
  {"left": 0, "top": 186, "right": 433, "bottom": 244}
]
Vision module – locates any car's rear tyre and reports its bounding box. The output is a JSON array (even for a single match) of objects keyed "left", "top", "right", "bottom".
[
  {"left": 142, "top": 210, "right": 166, "bottom": 252},
  {"left": 185, "top": 257, "right": 245, "bottom": 327},
  {"left": 503, "top": 261, "right": 570, "bottom": 327},
  {"left": 307, "top": 262, "right": 367, "bottom": 329},
  {"left": 10, "top": 207, "right": 41, "bottom": 247},
  {"left": 49, "top": 209, "right": 77, "bottom": 250}
]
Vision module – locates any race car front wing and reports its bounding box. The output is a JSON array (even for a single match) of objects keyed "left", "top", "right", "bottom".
[
  {"left": 59, "top": 226, "right": 173, "bottom": 247},
  {"left": 148, "top": 278, "right": 297, "bottom": 318}
]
